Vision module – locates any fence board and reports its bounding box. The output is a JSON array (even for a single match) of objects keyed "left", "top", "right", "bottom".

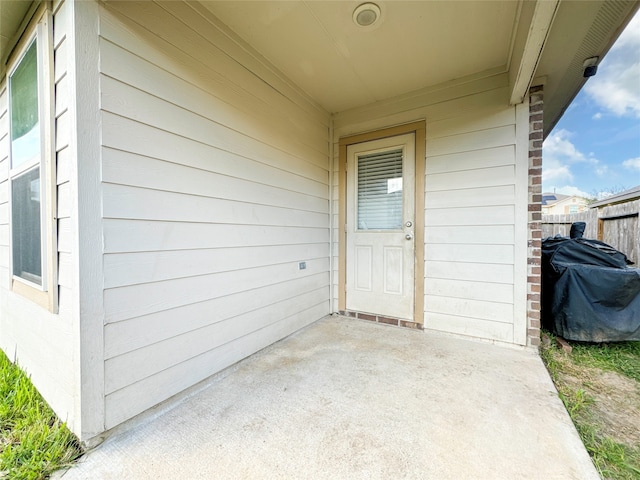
[
  {"left": 602, "top": 215, "right": 638, "bottom": 264},
  {"left": 541, "top": 211, "right": 597, "bottom": 239}
]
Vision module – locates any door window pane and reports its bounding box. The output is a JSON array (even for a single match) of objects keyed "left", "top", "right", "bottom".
[
  {"left": 12, "top": 167, "right": 42, "bottom": 285},
  {"left": 10, "top": 40, "right": 40, "bottom": 169},
  {"left": 357, "top": 149, "right": 403, "bottom": 230}
]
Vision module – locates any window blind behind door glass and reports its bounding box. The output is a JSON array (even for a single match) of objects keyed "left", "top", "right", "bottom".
[{"left": 357, "top": 148, "right": 403, "bottom": 230}]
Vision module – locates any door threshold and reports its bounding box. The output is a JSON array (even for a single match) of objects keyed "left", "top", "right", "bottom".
[{"left": 338, "top": 310, "right": 422, "bottom": 330}]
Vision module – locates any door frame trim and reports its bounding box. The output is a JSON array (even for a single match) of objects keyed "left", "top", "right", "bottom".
[{"left": 338, "top": 121, "right": 426, "bottom": 324}]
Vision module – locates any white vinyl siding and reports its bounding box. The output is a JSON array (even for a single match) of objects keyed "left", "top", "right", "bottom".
[
  {"left": 0, "top": 0, "right": 78, "bottom": 432},
  {"left": 52, "top": 0, "right": 73, "bottom": 315},
  {"left": 333, "top": 74, "right": 528, "bottom": 345},
  {"left": 98, "top": 2, "right": 331, "bottom": 429}
]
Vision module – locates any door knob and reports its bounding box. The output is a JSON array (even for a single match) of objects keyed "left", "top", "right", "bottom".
[{"left": 405, "top": 233, "right": 413, "bottom": 240}]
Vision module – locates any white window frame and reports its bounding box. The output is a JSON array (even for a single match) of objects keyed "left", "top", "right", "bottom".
[{"left": 6, "top": 4, "right": 57, "bottom": 312}]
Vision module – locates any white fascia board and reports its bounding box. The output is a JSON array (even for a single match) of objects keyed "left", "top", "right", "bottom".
[{"left": 509, "top": 0, "right": 560, "bottom": 105}]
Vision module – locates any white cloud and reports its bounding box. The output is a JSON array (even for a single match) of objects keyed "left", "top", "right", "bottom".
[
  {"left": 542, "top": 130, "right": 606, "bottom": 189},
  {"left": 543, "top": 130, "right": 577, "bottom": 184},
  {"left": 623, "top": 157, "right": 640, "bottom": 171},
  {"left": 548, "top": 185, "right": 591, "bottom": 198},
  {"left": 543, "top": 163, "right": 573, "bottom": 183},
  {"left": 584, "top": 11, "right": 640, "bottom": 118},
  {"left": 592, "top": 112, "right": 602, "bottom": 120},
  {"left": 543, "top": 130, "right": 602, "bottom": 166},
  {"left": 543, "top": 129, "right": 586, "bottom": 163}
]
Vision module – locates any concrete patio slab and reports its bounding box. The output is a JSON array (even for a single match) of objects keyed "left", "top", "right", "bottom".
[{"left": 56, "top": 316, "right": 599, "bottom": 479}]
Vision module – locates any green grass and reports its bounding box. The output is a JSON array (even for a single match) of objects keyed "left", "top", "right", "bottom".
[
  {"left": 0, "top": 350, "right": 82, "bottom": 480},
  {"left": 567, "top": 341, "right": 640, "bottom": 383},
  {"left": 541, "top": 334, "right": 640, "bottom": 480},
  {"left": 574, "top": 417, "right": 640, "bottom": 480}
]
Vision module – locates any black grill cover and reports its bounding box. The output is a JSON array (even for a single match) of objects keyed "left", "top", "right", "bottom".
[{"left": 541, "top": 236, "right": 640, "bottom": 342}]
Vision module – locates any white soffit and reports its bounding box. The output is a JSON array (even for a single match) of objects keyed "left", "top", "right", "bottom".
[
  {"left": 0, "top": 0, "right": 33, "bottom": 78},
  {"left": 203, "top": 1, "right": 520, "bottom": 113}
]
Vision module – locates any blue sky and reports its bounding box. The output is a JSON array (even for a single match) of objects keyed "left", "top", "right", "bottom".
[{"left": 542, "top": 10, "right": 640, "bottom": 199}]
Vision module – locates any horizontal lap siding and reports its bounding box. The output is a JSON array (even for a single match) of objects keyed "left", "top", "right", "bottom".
[
  {"left": 105, "top": 302, "right": 327, "bottom": 429},
  {"left": 54, "top": 1, "right": 74, "bottom": 314},
  {"left": 0, "top": 0, "right": 78, "bottom": 432},
  {"left": 424, "top": 102, "right": 517, "bottom": 342},
  {"left": 99, "top": 1, "right": 331, "bottom": 428},
  {"left": 334, "top": 76, "right": 524, "bottom": 344}
]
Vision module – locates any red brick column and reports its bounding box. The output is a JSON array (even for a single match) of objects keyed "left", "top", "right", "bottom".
[{"left": 527, "top": 86, "right": 543, "bottom": 347}]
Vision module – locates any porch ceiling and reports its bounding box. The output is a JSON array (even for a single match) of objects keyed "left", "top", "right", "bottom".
[
  {"left": 202, "top": 0, "right": 638, "bottom": 136},
  {"left": 202, "top": 0, "right": 520, "bottom": 114},
  {"left": 1, "top": 1, "right": 637, "bottom": 138}
]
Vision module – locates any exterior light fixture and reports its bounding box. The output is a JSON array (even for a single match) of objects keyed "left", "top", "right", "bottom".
[
  {"left": 583, "top": 56, "right": 599, "bottom": 78},
  {"left": 353, "top": 3, "right": 381, "bottom": 28}
]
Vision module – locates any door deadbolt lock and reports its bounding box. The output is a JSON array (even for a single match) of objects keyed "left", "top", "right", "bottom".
[{"left": 405, "top": 221, "right": 413, "bottom": 228}]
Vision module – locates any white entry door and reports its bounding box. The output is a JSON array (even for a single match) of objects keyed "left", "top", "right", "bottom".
[{"left": 346, "top": 133, "right": 415, "bottom": 320}]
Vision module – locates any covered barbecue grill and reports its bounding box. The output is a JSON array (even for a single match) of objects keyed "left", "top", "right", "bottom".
[{"left": 541, "top": 223, "right": 640, "bottom": 342}]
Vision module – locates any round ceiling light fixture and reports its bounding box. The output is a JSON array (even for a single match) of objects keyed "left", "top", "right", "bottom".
[{"left": 353, "top": 3, "right": 381, "bottom": 28}]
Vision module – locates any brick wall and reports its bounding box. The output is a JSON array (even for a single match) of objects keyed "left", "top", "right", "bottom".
[{"left": 527, "top": 86, "right": 543, "bottom": 347}]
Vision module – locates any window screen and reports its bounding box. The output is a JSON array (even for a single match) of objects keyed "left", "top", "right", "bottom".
[
  {"left": 11, "top": 167, "right": 42, "bottom": 285},
  {"left": 357, "top": 148, "right": 403, "bottom": 230}
]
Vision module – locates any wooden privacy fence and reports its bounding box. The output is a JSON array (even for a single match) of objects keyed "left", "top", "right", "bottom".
[{"left": 542, "top": 199, "right": 640, "bottom": 264}]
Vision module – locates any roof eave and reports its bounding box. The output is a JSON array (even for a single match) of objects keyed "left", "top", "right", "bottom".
[
  {"left": 590, "top": 186, "right": 640, "bottom": 208},
  {"left": 0, "top": 1, "right": 37, "bottom": 79},
  {"left": 535, "top": 1, "right": 640, "bottom": 138}
]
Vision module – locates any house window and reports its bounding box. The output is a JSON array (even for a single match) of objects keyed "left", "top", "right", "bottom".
[
  {"left": 7, "top": 7, "right": 56, "bottom": 311},
  {"left": 10, "top": 40, "right": 43, "bottom": 286}
]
